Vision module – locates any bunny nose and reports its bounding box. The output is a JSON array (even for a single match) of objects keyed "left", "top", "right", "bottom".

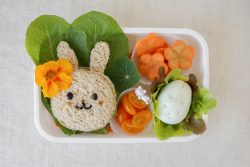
[
  {"left": 82, "top": 100, "right": 92, "bottom": 110},
  {"left": 75, "top": 100, "right": 92, "bottom": 110}
]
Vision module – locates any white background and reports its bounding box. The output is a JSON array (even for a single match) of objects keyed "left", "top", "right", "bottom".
[{"left": 0, "top": 0, "right": 249, "bottom": 166}]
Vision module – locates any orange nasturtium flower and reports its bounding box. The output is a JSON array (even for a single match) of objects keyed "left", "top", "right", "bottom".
[{"left": 35, "top": 58, "right": 73, "bottom": 97}]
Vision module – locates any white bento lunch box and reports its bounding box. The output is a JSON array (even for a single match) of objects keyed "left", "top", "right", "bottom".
[{"left": 34, "top": 28, "right": 209, "bottom": 143}]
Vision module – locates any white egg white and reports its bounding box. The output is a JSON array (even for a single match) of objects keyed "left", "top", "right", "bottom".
[{"left": 157, "top": 80, "right": 192, "bottom": 125}]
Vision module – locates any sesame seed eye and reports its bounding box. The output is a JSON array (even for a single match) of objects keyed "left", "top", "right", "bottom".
[
  {"left": 91, "top": 93, "right": 98, "bottom": 100},
  {"left": 67, "top": 92, "right": 73, "bottom": 100}
]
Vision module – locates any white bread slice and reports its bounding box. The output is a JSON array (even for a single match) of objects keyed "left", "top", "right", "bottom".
[
  {"left": 51, "top": 69, "right": 116, "bottom": 132},
  {"left": 51, "top": 41, "right": 116, "bottom": 132},
  {"left": 90, "top": 42, "right": 110, "bottom": 73},
  {"left": 57, "top": 41, "right": 79, "bottom": 69}
]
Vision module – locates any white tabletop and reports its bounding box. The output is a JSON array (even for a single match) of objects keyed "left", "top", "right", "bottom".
[{"left": 0, "top": 0, "right": 249, "bottom": 166}]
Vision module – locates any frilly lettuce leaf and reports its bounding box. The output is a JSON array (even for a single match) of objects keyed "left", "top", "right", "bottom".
[
  {"left": 152, "top": 68, "right": 187, "bottom": 99},
  {"left": 153, "top": 118, "right": 175, "bottom": 140},
  {"left": 191, "top": 88, "right": 217, "bottom": 119},
  {"left": 151, "top": 68, "right": 216, "bottom": 140},
  {"left": 164, "top": 68, "right": 188, "bottom": 84},
  {"left": 152, "top": 97, "right": 159, "bottom": 117}
]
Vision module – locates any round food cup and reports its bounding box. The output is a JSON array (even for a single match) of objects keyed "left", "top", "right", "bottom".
[{"left": 110, "top": 87, "right": 153, "bottom": 136}]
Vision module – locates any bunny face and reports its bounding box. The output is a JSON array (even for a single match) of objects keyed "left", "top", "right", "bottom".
[{"left": 51, "top": 41, "right": 116, "bottom": 132}]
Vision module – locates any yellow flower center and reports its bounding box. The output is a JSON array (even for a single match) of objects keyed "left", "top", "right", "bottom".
[{"left": 46, "top": 70, "right": 57, "bottom": 80}]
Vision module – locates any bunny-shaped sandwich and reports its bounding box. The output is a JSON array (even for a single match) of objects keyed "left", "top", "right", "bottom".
[{"left": 51, "top": 41, "right": 116, "bottom": 132}]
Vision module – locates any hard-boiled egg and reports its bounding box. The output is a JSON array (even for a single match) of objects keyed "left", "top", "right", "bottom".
[{"left": 157, "top": 80, "right": 192, "bottom": 124}]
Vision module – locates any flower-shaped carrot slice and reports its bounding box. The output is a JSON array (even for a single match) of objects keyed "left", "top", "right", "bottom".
[
  {"left": 164, "top": 40, "right": 195, "bottom": 70},
  {"left": 138, "top": 52, "right": 168, "bottom": 81},
  {"left": 156, "top": 47, "right": 167, "bottom": 54},
  {"left": 135, "top": 33, "right": 168, "bottom": 57}
]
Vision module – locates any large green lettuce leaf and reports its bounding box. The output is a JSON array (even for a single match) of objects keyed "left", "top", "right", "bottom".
[
  {"left": 191, "top": 88, "right": 217, "bottom": 119},
  {"left": 25, "top": 15, "right": 70, "bottom": 65}
]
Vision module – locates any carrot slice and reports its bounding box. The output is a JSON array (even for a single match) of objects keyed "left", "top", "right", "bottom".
[
  {"left": 164, "top": 40, "right": 195, "bottom": 70},
  {"left": 147, "top": 68, "right": 158, "bottom": 81},
  {"left": 140, "top": 53, "right": 152, "bottom": 65},
  {"left": 135, "top": 33, "right": 168, "bottom": 57},
  {"left": 152, "top": 52, "right": 164, "bottom": 65},
  {"left": 172, "top": 40, "right": 185, "bottom": 48},
  {"left": 156, "top": 47, "right": 167, "bottom": 54},
  {"left": 138, "top": 63, "right": 149, "bottom": 76},
  {"left": 146, "top": 63, "right": 168, "bottom": 81}
]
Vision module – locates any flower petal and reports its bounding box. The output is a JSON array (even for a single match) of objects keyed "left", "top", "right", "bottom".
[
  {"left": 35, "top": 65, "right": 47, "bottom": 86},
  {"left": 54, "top": 72, "right": 72, "bottom": 90},
  {"left": 57, "top": 58, "right": 73, "bottom": 75},
  {"left": 42, "top": 80, "right": 59, "bottom": 97},
  {"left": 44, "top": 61, "right": 59, "bottom": 72}
]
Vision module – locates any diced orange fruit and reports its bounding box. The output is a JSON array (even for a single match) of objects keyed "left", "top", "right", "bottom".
[
  {"left": 121, "top": 119, "right": 144, "bottom": 134},
  {"left": 116, "top": 91, "right": 153, "bottom": 135},
  {"left": 121, "top": 94, "right": 137, "bottom": 115},
  {"left": 128, "top": 91, "right": 147, "bottom": 109},
  {"left": 115, "top": 103, "right": 132, "bottom": 126},
  {"left": 132, "top": 110, "right": 152, "bottom": 129}
]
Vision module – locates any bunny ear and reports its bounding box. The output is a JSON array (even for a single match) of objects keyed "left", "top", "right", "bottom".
[
  {"left": 90, "top": 41, "right": 110, "bottom": 73},
  {"left": 57, "top": 41, "right": 79, "bottom": 69}
]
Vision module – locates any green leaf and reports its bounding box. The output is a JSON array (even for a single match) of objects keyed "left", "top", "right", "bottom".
[
  {"left": 25, "top": 15, "right": 70, "bottom": 65},
  {"left": 151, "top": 68, "right": 188, "bottom": 100},
  {"left": 41, "top": 92, "right": 79, "bottom": 135},
  {"left": 153, "top": 119, "right": 175, "bottom": 140},
  {"left": 91, "top": 123, "right": 111, "bottom": 134},
  {"left": 66, "top": 11, "right": 129, "bottom": 71},
  {"left": 207, "top": 99, "right": 217, "bottom": 109},
  {"left": 164, "top": 68, "right": 187, "bottom": 84},
  {"left": 152, "top": 98, "right": 159, "bottom": 117},
  {"left": 152, "top": 82, "right": 166, "bottom": 99},
  {"left": 106, "top": 57, "right": 140, "bottom": 94},
  {"left": 41, "top": 92, "right": 108, "bottom": 135},
  {"left": 41, "top": 94, "right": 53, "bottom": 115},
  {"left": 191, "top": 88, "right": 217, "bottom": 118}
]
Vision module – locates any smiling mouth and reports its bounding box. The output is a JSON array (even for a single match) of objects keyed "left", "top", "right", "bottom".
[{"left": 75, "top": 100, "right": 92, "bottom": 110}]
